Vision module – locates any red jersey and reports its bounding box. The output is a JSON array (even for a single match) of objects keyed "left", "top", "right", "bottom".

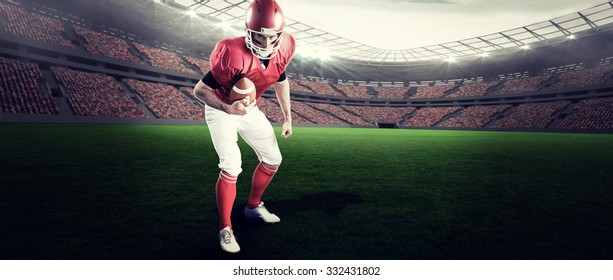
[{"left": 209, "top": 32, "right": 295, "bottom": 104}]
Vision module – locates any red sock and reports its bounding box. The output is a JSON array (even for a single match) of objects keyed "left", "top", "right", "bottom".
[
  {"left": 248, "top": 162, "right": 278, "bottom": 209},
  {"left": 216, "top": 170, "right": 237, "bottom": 230}
]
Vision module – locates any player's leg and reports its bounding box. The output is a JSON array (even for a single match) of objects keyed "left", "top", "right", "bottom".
[
  {"left": 205, "top": 105, "right": 242, "bottom": 252},
  {"left": 248, "top": 161, "right": 278, "bottom": 208},
  {"left": 238, "top": 106, "right": 282, "bottom": 223}
]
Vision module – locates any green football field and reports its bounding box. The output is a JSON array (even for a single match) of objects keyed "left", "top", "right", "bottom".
[{"left": 1, "top": 123, "right": 612, "bottom": 260}]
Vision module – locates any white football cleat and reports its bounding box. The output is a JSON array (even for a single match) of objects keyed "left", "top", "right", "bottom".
[
  {"left": 244, "top": 202, "right": 281, "bottom": 223},
  {"left": 218, "top": 226, "right": 240, "bottom": 253}
]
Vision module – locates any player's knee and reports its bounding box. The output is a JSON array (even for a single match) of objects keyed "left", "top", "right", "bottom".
[
  {"left": 221, "top": 168, "right": 241, "bottom": 177},
  {"left": 261, "top": 161, "right": 280, "bottom": 172},
  {"left": 265, "top": 153, "right": 282, "bottom": 166},
  {"left": 218, "top": 164, "right": 242, "bottom": 176},
  {"left": 218, "top": 157, "right": 242, "bottom": 176}
]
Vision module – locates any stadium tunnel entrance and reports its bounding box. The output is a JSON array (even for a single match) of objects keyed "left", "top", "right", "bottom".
[{"left": 376, "top": 122, "right": 398, "bottom": 128}]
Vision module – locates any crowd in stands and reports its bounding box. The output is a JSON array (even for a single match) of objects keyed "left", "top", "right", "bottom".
[
  {"left": 133, "top": 43, "right": 198, "bottom": 75},
  {"left": 446, "top": 81, "right": 499, "bottom": 98},
  {"left": 184, "top": 55, "right": 210, "bottom": 74},
  {"left": 490, "top": 101, "right": 569, "bottom": 129},
  {"left": 492, "top": 75, "right": 551, "bottom": 95},
  {"left": 52, "top": 67, "right": 146, "bottom": 118},
  {"left": 439, "top": 105, "right": 511, "bottom": 128},
  {"left": 551, "top": 65, "right": 613, "bottom": 90},
  {"left": 558, "top": 97, "right": 613, "bottom": 129},
  {"left": 256, "top": 97, "right": 284, "bottom": 123},
  {"left": 409, "top": 85, "right": 454, "bottom": 99},
  {"left": 340, "top": 105, "right": 414, "bottom": 124},
  {"left": 288, "top": 79, "right": 316, "bottom": 94},
  {"left": 402, "top": 106, "right": 461, "bottom": 127},
  {"left": 255, "top": 97, "right": 309, "bottom": 124},
  {"left": 297, "top": 80, "right": 344, "bottom": 97},
  {"left": 124, "top": 79, "right": 204, "bottom": 120},
  {"left": 0, "top": 57, "right": 59, "bottom": 114},
  {"left": 73, "top": 25, "right": 142, "bottom": 64},
  {"left": 372, "top": 86, "right": 410, "bottom": 99},
  {"left": 291, "top": 100, "right": 348, "bottom": 125},
  {"left": 308, "top": 103, "right": 370, "bottom": 125},
  {"left": 0, "top": 2, "right": 74, "bottom": 48},
  {"left": 2, "top": 2, "right": 612, "bottom": 130},
  {"left": 332, "top": 84, "right": 371, "bottom": 99}
]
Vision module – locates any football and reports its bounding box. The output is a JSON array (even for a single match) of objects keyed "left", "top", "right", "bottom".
[{"left": 229, "top": 77, "right": 256, "bottom": 104}]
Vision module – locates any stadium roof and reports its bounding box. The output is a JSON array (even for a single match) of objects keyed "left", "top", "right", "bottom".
[{"left": 168, "top": 0, "right": 613, "bottom": 66}]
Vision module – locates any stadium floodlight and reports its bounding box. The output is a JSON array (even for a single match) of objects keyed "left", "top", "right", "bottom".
[
  {"left": 446, "top": 56, "right": 457, "bottom": 63},
  {"left": 521, "top": 45, "right": 531, "bottom": 50},
  {"left": 186, "top": 10, "right": 197, "bottom": 17},
  {"left": 479, "top": 52, "right": 489, "bottom": 57},
  {"left": 567, "top": 34, "right": 576, "bottom": 40}
]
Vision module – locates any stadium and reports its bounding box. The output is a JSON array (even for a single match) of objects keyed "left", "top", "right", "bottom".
[{"left": 1, "top": 0, "right": 612, "bottom": 261}]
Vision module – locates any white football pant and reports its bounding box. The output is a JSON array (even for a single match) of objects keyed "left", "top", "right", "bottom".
[{"left": 205, "top": 104, "right": 282, "bottom": 176}]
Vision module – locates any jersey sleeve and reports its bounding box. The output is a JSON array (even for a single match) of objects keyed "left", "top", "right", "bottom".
[{"left": 209, "top": 39, "right": 244, "bottom": 87}]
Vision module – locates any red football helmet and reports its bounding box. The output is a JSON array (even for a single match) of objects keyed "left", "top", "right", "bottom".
[{"left": 244, "top": 0, "right": 285, "bottom": 60}]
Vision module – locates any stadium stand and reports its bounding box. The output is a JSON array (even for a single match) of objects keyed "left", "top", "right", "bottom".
[
  {"left": 0, "top": 57, "right": 59, "bottom": 114},
  {"left": 0, "top": 2, "right": 74, "bottom": 49},
  {"left": 257, "top": 97, "right": 285, "bottom": 123},
  {"left": 340, "top": 105, "right": 415, "bottom": 124},
  {"left": 124, "top": 79, "right": 205, "bottom": 120},
  {"left": 438, "top": 105, "right": 511, "bottom": 128},
  {"left": 184, "top": 55, "right": 211, "bottom": 74},
  {"left": 307, "top": 103, "right": 370, "bottom": 125},
  {"left": 291, "top": 100, "right": 348, "bottom": 125},
  {"left": 133, "top": 43, "right": 198, "bottom": 75},
  {"left": 558, "top": 97, "right": 613, "bottom": 129},
  {"left": 490, "top": 101, "right": 570, "bottom": 129},
  {"left": 551, "top": 65, "right": 613, "bottom": 90},
  {"left": 372, "top": 86, "right": 410, "bottom": 99},
  {"left": 402, "top": 106, "right": 461, "bottom": 127},
  {"left": 288, "top": 79, "right": 317, "bottom": 94},
  {"left": 492, "top": 75, "right": 551, "bottom": 95},
  {"left": 0, "top": 0, "right": 611, "bottom": 133},
  {"left": 409, "top": 85, "right": 454, "bottom": 99},
  {"left": 52, "top": 67, "right": 147, "bottom": 118},
  {"left": 446, "top": 81, "right": 499, "bottom": 98},
  {"left": 332, "top": 83, "right": 371, "bottom": 99},
  {"left": 298, "top": 80, "right": 345, "bottom": 97},
  {"left": 257, "top": 97, "right": 310, "bottom": 124},
  {"left": 0, "top": 2, "right": 75, "bottom": 48},
  {"left": 73, "top": 25, "right": 143, "bottom": 64}
]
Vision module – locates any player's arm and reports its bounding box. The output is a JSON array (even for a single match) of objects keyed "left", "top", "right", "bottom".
[
  {"left": 193, "top": 72, "right": 253, "bottom": 115},
  {"left": 274, "top": 75, "right": 292, "bottom": 138}
]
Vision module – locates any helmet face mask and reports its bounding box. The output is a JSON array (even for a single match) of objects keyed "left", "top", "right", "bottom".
[
  {"left": 244, "top": 0, "right": 285, "bottom": 60},
  {"left": 245, "top": 29, "right": 284, "bottom": 59}
]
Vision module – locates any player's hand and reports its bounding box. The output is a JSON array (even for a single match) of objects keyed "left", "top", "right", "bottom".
[
  {"left": 226, "top": 98, "right": 255, "bottom": 115},
  {"left": 281, "top": 120, "right": 292, "bottom": 138}
]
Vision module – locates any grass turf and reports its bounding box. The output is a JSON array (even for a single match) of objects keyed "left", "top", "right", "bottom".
[{"left": 1, "top": 123, "right": 612, "bottom": 259}]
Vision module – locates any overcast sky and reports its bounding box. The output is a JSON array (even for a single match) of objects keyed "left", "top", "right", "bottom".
[{"left": 279, "top": 0, "right": 607, "bottom": 49}]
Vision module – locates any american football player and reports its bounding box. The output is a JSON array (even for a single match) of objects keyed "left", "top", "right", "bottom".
[{"left": 192, "top": 0, "right": 295, "bottom": 253}]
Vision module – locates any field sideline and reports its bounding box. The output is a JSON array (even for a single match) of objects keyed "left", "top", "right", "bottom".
[{"left": 1, "top": 123, "right": 612, "bottom": 260}]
